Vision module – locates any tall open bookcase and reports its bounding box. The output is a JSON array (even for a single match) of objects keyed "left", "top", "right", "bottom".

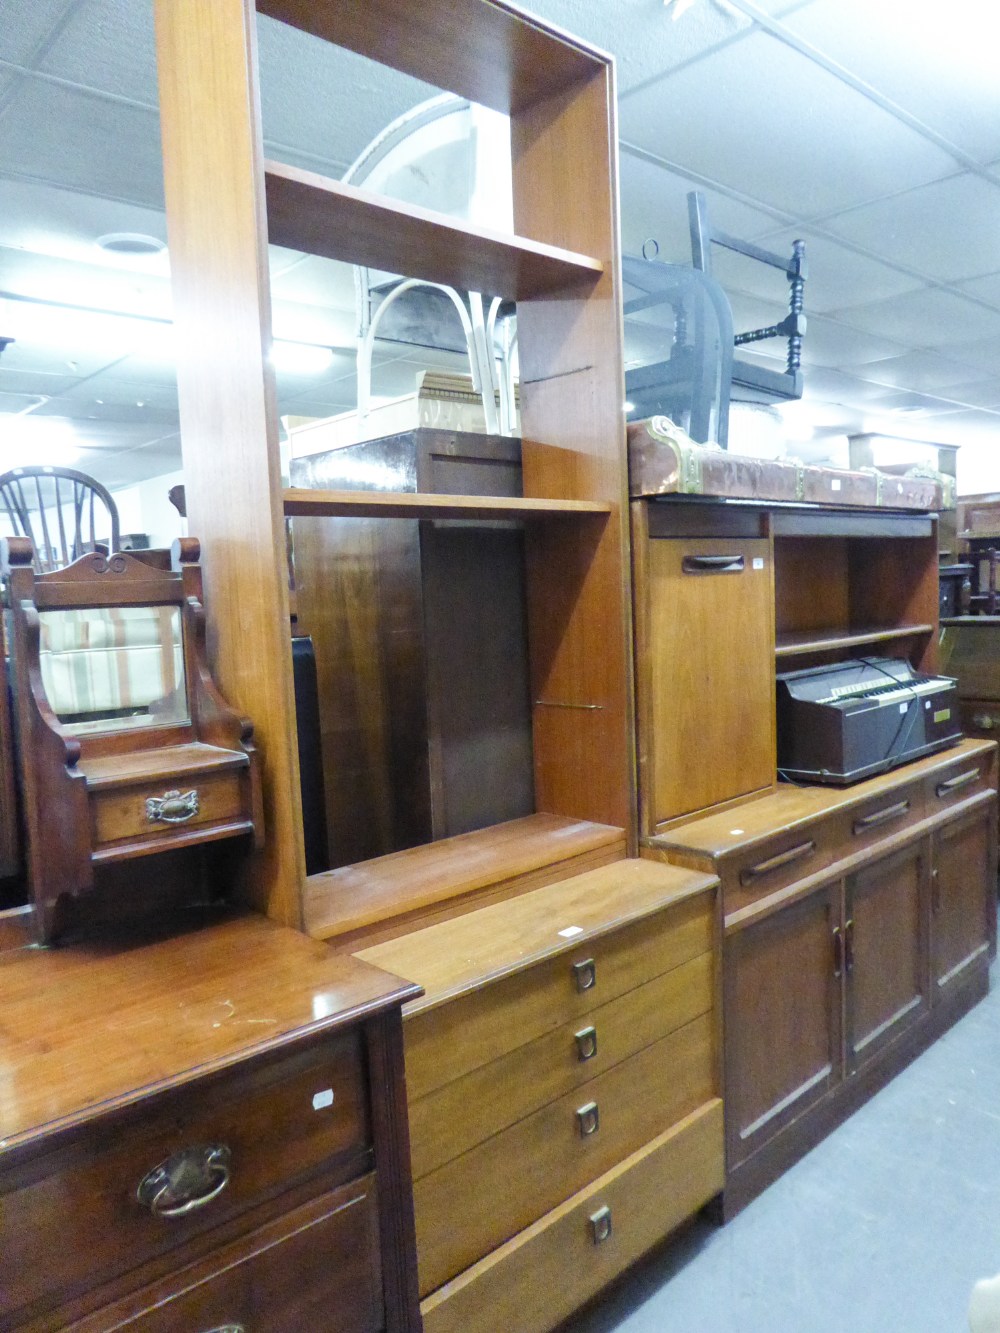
[{"left": 154, "top": 0, "right": 635, "bottom": 935}]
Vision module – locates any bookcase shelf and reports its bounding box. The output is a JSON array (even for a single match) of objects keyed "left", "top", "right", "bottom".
[
  {"left": 283, "top": 488, "right": 611, "bottom": 521},
  {"left": 775, "top": 623, "right": 935, "bottom": 660}
]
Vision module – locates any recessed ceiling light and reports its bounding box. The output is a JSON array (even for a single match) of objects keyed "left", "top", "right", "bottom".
[{"left": 95, "top": 232, "right": 166, "bottom": 256}]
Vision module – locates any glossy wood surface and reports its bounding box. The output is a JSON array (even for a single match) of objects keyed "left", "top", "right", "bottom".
[
  {"left": 306, "top": 813, "right": 626, "bottom": 942},
  {"left": 419, "top": 1100, "right": 723, "bottom": 1333},
  {"left": 774, "top": 623, "right": 935, "bottom": 658},
  {"left": 155, "top": 0, "right": 306, "bottom": 927},
  {"left": 77, "top": 743, "right": 248, "bottom": 786},
  {"left": 283, "top": 488, "right": 611, "bottom": 520},
  {"left": 256, "top": 0, "right": 604, "bottom": 115},
  {"left": 265, "top": 165, "right": 602, "bottom": 300},
  {"left": 0, "top": 910, "right": 419, "bottom": 1148}
]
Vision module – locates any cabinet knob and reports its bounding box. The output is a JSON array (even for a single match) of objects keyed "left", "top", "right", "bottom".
[
  {"left": 137, "top": 1143, "right": 231, "bottom": 1218},
  {"left": 576, "top": 1101, "right": 600, "bottom": 1137},
  {"left": 572, "top": 958, "right": 597, "bottom": 993},
  {"left": 589, "top": 1205, "right": 613, "bottom": 1245},
  {"left": 575, "top": 1026, "right": 599, "bottom": 1062}
]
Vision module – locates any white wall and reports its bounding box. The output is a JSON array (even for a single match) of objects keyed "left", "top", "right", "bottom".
[{"left": 111, "top": 468, "right": 185, "bottom": 550}]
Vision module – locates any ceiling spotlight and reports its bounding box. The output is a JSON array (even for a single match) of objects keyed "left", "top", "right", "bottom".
[{"left": 95, "top": 232, "right": 166, "bottom": 256}]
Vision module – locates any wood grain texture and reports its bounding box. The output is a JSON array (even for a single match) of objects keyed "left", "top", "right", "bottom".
[
  {"left": 305, "top": 813, "right": 626, "bottom": 941},
  {"left": 155, "top": 0, "right": 305, "bottom": 926},
  {"left": 774, "top": 623, "right": 935, "bottom": 659},
  {"left": 255, "top": 0, "right": 605, "bottom": 115},
  {"left": 932, "top": 801, "right": 995, "bottom": 996},
  {"left": 419, "top": 1100, "right": 723, "bottom": 1333},
  {"left": 265, "top": 165, "right": 602, "bottom": 300},
  {"left": 283, "top": 489, "right": 610, "bottom": 520}
]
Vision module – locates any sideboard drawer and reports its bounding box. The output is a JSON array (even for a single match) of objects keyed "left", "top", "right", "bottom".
[
  {"left": 67, "top": 1175, "right": 383, "bottom": 1333},
  {"left": 832, "top": 778, "right": 926, "bottom": 858},
  {"left": 2, "top": 1035, "right": 368, "bottom": 1323},
  {"left": 89, "top": 769, "right": 248, "bottom": 852},
  {"left": 926, "top": 747, "right": 997, "bottom": 811},
  {"left": 719, "top": 822, "right": 835, "bottom": 914}
]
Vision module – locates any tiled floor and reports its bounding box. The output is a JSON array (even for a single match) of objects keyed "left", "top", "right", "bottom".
[{"left": 571, "top": 967, "right": 1000, "bottom": 1332}]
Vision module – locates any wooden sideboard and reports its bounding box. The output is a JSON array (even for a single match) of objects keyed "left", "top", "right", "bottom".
[
  {"left": 355, "top": 857, "right": 723, "bottom": 1333},
  {"left": 0, "top": 910, "right": 422, "bottom": 1332}
]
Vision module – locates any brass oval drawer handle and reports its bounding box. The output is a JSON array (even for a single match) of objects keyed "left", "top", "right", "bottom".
[
  {"left": 572, "top": 958, "right": 596, "bottom": 993},
  {"left": 146, "top": 788, "right": 200, "bottom": 825},
  {"left": 972, "top": 713, "right": 998, "bottom": 730},
  {"left": 589, "top": 1205, "right": 612, "bottom": 1245},
  {"left": 936, "top": 769, "right": 979, "bottom": 798},
  {"left": 137, "top": 1143, "right": 232, "bottom": 1218},
  {"left": 576, "top": 1101, "right": 600, "bottom": 1137},
  {"left": 202, "top": 1327, "right": 245, "bottom": 1333},
  {"left": 575, "top": 1026, "right": 598, "bottom": 1062},
  {"left": 740, "top": 839, "right": 816, "bottom": 885},
  {"left": 852, "top": 799, "right": 910, "bottom": 835}
]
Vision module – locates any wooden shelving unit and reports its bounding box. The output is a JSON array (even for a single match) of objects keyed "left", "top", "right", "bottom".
[
  {"left": 775, "top": 623, "right": 935, "bottom": 660},
  {"left": 282, "top": 489, "right": 612, "bottom": 522}
]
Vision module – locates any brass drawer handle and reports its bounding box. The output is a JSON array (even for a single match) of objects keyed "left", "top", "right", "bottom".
[
  {"left": 589, "top": 1205, "right": 613, "bottom": 1245},
  {"left": 146, "top": 788, "right": 200, "bottom": 825},
  {"left": 853, "top": 800, "right": 910, "bottom": 835},
  {"left": 740, "top": 839, "right": 816, "bottom": 885},
  {"left": 972, "top": 713, "right": 999, "bottom": 730},
  {"left": 936, "top": 769, "right": 979, "bottom": 798},
  {"left": 575, "top": 1026, "right": 598, "bottom": 1062},
  {"left": 137, "top": 1143, "right": 231, "bottom": 1218},
  {"left": 202, "top": 1327, "right": 245, "bottom": 1333},
  {"left": 576, "top": 1101, "right": 600, "bottom": 1137},
  {"left": 682, "top": 554, "right": 745, "bottom": 575},
  {"left": 572, "top": 958, "right": 596, "bottom": 993}
]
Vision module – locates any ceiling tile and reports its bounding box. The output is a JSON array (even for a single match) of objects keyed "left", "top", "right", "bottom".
[
  {"left": 797, "top": 314, "right": 908, "bottom": 369},
  {"left": 0, "top": 364, "right": 83, "bottom": 396},
  {"left": 825, "top": 286, "right": 1000, "bottom": 349},
  {"left": 268, "top": 255, "right": 358, "bottom": 314},
  {"left": 34, "top": 0, "right": 159, "bottom": 105},
  {"left": 733, "top": 228, "right": 925, "bottom": 313},
  {"left": 822, "top": 173, "right": 1000, "bottom": 283},
  {"left": 618, "top": 31, "right": 957, "bottom": 216},
  {"left": 956, "top": 270, "right": 1000, "bottom": 310},
  {"left": 859, "top": 349, "right": 988, "bottom": 395},
  {"left": 929, "top": 381, "right": 1000, "bottom": 411},
  {"left": 782, "top": 0, "right": 1000, "bottom": 165},
  {"left": 0, "top": 0, "right": 75, "bottom": 65}
]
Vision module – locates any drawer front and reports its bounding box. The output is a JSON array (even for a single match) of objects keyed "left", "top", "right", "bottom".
[
  {"left": 414, "top": 1012, "right": 715, "bottom": 1295},
  {"left": 90, "top": 770, "right": 246, "bottom": 849},
  {"left": 720, "top": 821, "right": 834, "bottom": 914},
  {"left": 925, "top": 748, "right": 997, "bottom": 812},
  {"left": 832, "top": 778, "right": 926, "bottom": 859},
  {"left": 421, "top": 1100, "right": 724, "bottom": 1333},
  {"left": 2, "top": 1035, "right": 368, "bottom": 1323},
  {"left": 405, "top": 891, "right": 712, "bottom": 1101},
  {"left": 409, "top": 950, "right": 713, "bottom": 1180},
  {"left": 68, "top": 1175, "right": 383, "bottom": 1333}
]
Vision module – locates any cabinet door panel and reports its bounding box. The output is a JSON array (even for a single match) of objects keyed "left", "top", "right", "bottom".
[
  {"left": 932, "top": 802, "right": 996, "bottom": 998},
  {"left": 725, "top": 884, "right": 842, "bottom": 1167},
  {"left": 846, "top": 838, "right": 929, "bottom": 1074},
  {"left": 646, "top": 537, "right": 773, "bottom": 824}
]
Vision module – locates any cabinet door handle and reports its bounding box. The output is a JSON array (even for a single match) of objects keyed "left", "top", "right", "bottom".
[
  {"left": 853, "top": 800, "right": 910, "bottom": 835},
  {"left": 576, "top": 1101, "right": 600, "bottom": 1137},
  {"left": 682, "top": 554, "right": 745, "bottom": 575},
  {"left": 137, "top": 1143, "right": 231, "bottom": 1218},
  {"left": 589, "top": 1205, "right": 613, "bottom": 1245},
  {"left": 740, "top": 839, "right": 816, "bottom": 885},
  {"left": 844, "top": 918, "right": 855, "bottom": 975},
  {"left": 575, "top": 1026, "right": 598, "bottom": 1062},
  {"left": 936, "top": 769, "right": 979, "bottom": 798},
  {"left": 202, "top": 1327, "right": 245, "bottom": 1333},
  {"left": 832, "top": 925, "right": 843, "bottom": 979},
  {"left": 572, "top": 958, "right": 596, "bottom": 993}
]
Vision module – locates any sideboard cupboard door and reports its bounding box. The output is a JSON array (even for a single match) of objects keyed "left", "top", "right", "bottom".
[
  {"left": 645, "top": 537, "right": 773, "bottom": 827},
  {"left": 932, "top": 798, "right": 996, "bottom": 1000},
  {"left": 725, "top": 883, "right": 842, "bottom": 1168},
  {"left": 845, "top": 838, "right": 930, "bottom": 1076}
]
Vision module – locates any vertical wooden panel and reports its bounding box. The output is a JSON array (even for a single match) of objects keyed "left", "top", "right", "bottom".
[
  {"left": 154, "top": 0, "right": 305, "bottom": 925},
  {"left": 511, "top": 67, "right": 634, "bottom": 839}
]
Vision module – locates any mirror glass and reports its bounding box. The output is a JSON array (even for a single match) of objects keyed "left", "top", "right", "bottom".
[{"left": 38, "top": 605, "right": 187, "bottom": 735}]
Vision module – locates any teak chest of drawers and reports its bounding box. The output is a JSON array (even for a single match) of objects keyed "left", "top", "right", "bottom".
[
  {"left": 0, "top": 910, "right": 422, "bottom": 1332},
  {"left": 355, "top": 857, "right": 723, "bottom": 1333}
]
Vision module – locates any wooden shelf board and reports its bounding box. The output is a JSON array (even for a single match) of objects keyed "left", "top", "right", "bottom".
[
  {"left": 78, "top": 743, "right": 249, "bottom": 789},
  {"left": 255, "top": 0, "right": 605, "bottom": 116},
  {"left": 304, "top": 814, "right": 626, "bottom": 942},
  {"left": 282, "top": 488, "right": 611, "bottom": 521},
  {"left": 264, "top": 162, "right": 603, "bottom": 301},
  {"left": 775, "top": 623, "right": 935, "bottom": 659}
]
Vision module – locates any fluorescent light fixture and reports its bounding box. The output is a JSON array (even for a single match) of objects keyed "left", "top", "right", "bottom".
[
  {"left": 270, "top": 340, "right": 334, "bottom": 375},
  {"left": 3, "top": 416, "right": 80, "bottom": 469}
]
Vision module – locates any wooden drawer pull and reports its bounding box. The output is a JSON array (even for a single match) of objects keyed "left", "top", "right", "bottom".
[
  {"left": 682, "top": 554, "right": 745, "bottom": 575},
  {"left": 137, "top": 1143, "right": 231, "bottom": 1218},
  {"left": 572, "top": 958, "right": 597, "bottom": 993},
  {"left": 576, "top": 1101, "right": 600, "bottom": 1137},
  {"left": 936, "top": 769, "right": 979, "bottom": 798},
  {"left": 575, "top": 1026, "right": 598, "bottom": 1062},
  {"left": 853, "top": 800, "right": 910, "bottom": 835},
  {"left": 146, "top": 788, "right": 200, "bottom": 825},
  {"left": 589, "top": 1205, "right": 613, "bottom": 1245},
  {"left": 740, "top": 839, "right": 816, "bottom": 885}
]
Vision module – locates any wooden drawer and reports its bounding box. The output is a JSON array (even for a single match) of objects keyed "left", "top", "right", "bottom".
[
  {"left": 67, "top": 1175, "right": 383, "bottom": 1333},
  {"left": 404, "top": 891, "right": 712, "bottom": 1101},
  {"left": 409, "top": 950, "right": 713, "bottom": 1180},
  {"left": 718, "top": 821, "right": 836, "bottom": 914},
  {"left": 1, "top": 1035, "right": 368, "bottom": 1324},
  {"left": 925, "top": 747, "right": 997, "bottom": 812},
  {"left": 89, "top": 769, "right": 247, "bottom": 851},
  {"left": 414, "top": 1011, "right": 714, "bottom": 1295},
  {"left": 420, "top": 1100, "right": 724, "bottom": 1333},
  {"left": 831, "top": 777, "right": 926, "bottom": 859}
]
